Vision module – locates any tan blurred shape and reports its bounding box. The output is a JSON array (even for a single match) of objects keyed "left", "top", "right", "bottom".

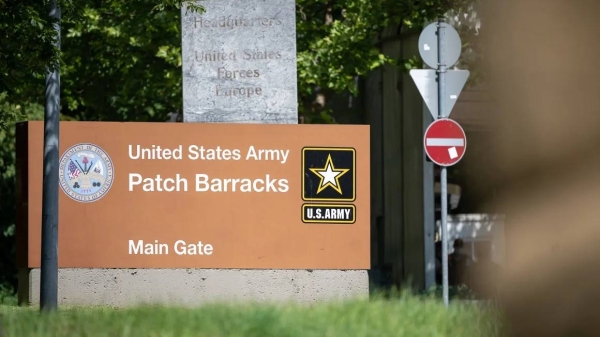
[{"left": 479, "top": 0, "right": 600, "bottom": 336}]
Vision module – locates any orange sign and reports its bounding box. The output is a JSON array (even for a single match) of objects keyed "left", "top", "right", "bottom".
[{"left": 15, "top": 122, "right": 370, "bottom": 269}]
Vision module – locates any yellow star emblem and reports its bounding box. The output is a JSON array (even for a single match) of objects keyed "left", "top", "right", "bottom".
[{"left": 308, "top": 154, "right": 350, "bottom": 195}]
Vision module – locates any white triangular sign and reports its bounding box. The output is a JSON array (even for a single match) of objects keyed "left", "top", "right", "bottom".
[
  {"left": 410, "top": 69, "right": 438, "bottom": 119},
  {"left": 410, "top": 69, "right": 470, "bottom": 118}
]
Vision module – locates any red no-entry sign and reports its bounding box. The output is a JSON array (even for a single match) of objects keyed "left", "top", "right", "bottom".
[{"left": 424, "top": 118, "right": 467, "bottom": 167}]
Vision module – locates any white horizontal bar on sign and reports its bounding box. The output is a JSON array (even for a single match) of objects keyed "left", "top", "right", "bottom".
[{"left": 426, "top": 138, "right": 465, "bottom": 147}]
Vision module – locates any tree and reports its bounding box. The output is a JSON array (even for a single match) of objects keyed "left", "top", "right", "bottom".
[
  {"left": 60, "top": 0, "right": 188, "bottom": 122},
  {"left": 0, "top": 0, "right": 203, "bottom": 128},
  {"left": 0, "top": 0, "right": 56, "bottom": 128},
  {"left": 295, "top": 0, "right": 481, "bottom": 123}
]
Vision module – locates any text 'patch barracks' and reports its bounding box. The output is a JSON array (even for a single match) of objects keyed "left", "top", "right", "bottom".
[
  {"left": 302, "top": 204, "right": 356, "bottom": 224},
  {"left": 302, "top": 147, "right": 356, "bottom": 201}
]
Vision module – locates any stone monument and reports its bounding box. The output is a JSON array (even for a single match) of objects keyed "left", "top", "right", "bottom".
[{"left": 181, "top": 0, "right": 298, "bottom": 124}]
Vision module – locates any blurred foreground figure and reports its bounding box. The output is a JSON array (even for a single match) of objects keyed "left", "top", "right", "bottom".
[{"left": 480, "top": 0, "right": 600, "bottom": 336}]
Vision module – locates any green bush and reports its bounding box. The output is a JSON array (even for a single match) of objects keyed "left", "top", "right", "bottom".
[{"left": 0, "top": 285, "right": 17, "bottom": 306}]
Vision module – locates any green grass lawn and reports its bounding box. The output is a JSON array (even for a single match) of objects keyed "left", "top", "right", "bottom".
[{"left": 0, "top": 294, "right": 504, "bottom": 337}]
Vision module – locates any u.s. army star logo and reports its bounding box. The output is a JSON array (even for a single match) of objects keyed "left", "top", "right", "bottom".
[{"left": 302, "top": 147, "right": 356, "bottom": 201}]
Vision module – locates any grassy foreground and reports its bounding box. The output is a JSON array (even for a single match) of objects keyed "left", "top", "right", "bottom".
[{"left": 0, "top": 295, "right": 503, "bottom": 337}]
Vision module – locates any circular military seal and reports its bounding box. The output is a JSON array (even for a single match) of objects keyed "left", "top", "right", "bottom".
[{"left": 58, "top": 143, "right": 115, "bottom": 203}]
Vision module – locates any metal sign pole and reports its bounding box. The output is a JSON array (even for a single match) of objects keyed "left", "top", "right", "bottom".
[
  {"left": 411, "top": 18, "right": 469, "bottom": 308},
  {"left": 40, "top": 0, "right": 61, "bottom": 312},
  {"left": 436, "top": 18, "right": 450, "bottom": 307}
]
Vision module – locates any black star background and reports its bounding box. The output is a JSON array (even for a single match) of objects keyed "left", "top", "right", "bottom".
[{"left": 302, "top": 147, "right": 355, "bottom": 201}]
